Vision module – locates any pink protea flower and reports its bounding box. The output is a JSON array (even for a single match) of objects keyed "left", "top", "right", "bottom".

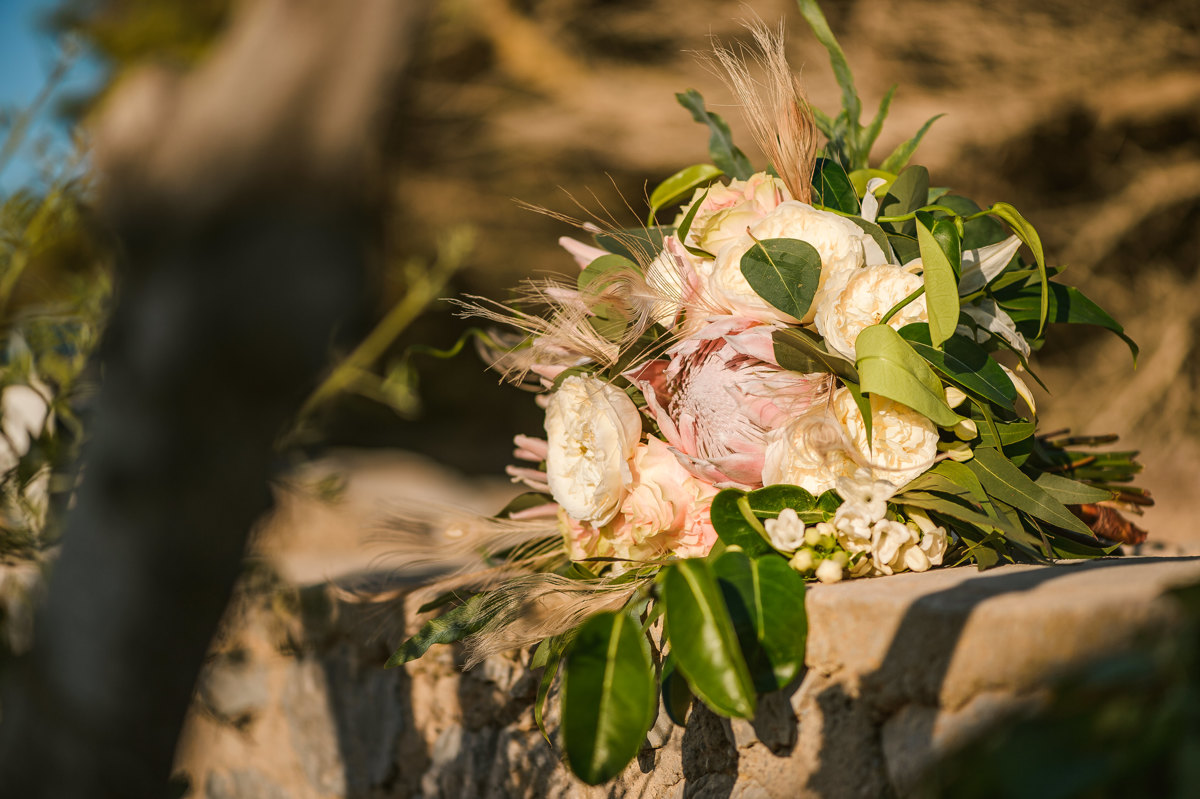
[{"left": 629, "top": 318, "right": 830, "bottom": 489}]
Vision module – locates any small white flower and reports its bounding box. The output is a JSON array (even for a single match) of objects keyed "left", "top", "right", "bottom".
[
  {"left": 815, "top": 263, "right": 928, "bottom": 361},
  {"left": 944, "top": 386, "right": 968, "bottom": 408},
  {"left": 764, "top": 507, "right": 807, "bottom": 552},
  {"left": 544, "top": 375, "right": 643, "bottom": 525},
  {"left": 871, "top": 519, "right": 920, "bottom": 576},
  {"left": 815, "top": 558, "right": 844, "bottom": 583}
]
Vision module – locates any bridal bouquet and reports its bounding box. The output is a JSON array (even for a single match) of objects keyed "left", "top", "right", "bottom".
[{"left": 388, "top": 1, "right": 1148, "bottom": 785}]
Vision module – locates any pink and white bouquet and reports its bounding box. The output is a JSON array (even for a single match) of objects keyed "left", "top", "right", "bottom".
[{"left": 390, "top": 2, "right": 1149, "bottom": 785}]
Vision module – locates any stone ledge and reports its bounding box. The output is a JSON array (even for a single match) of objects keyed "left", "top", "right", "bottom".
[{"left": 173, "top": 556, "right": 1200, "bottom": 798}]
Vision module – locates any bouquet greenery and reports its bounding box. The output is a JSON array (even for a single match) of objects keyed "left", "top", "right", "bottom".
[{"left": 388, "top": 1, "right": 1149, "bottom": 785}]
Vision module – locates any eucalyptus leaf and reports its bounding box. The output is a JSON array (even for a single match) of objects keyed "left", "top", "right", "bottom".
[
  {"left": 647, "top": 163, "right": 724, "bottom": 225},
  {"left": 745, "top": 484, "right": 817, "bottom": 516},
  {"left": 740, "top": 238, "right": 822, "bottom": 320},
  {"left": 676, "top": 89, "right": 755, "bottom": 180},
  {"left": 662, "top": 559, "right": 757, "bottom": 719},
  {"left": 562, "top": 611, "right": 658, "bottom": 785},
  {"left": 712, "top": 550, "right": 809, "bottom": 693},
  {"left": 578, "top": 254, "right": 640, "bottom": 292},
  {"left": 965, "top": 448, "right": 1096, "bottom": 537},
  {"left": 855, "top": 324, "right": 962, "bottom": 427},
  {"left": 773, "top": 327, "right": 859, "bottom": 382},
  {"left": 915, "top": 213, "right": 961, "bottom": 347}
]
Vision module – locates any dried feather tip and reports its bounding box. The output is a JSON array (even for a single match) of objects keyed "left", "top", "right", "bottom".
[{"left": 710, "top": 19, "right": 818, "bottom": 203}]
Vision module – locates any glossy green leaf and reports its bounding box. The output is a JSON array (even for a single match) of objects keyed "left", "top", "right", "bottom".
[
  {"left": 712, "top": 550, "right": 808, "bottom": 693},
  {"left": 676, "top": 90, "right": 755, "bottom": 180},
  {"left": 879, "top": 165, "right": 930, "bottom": 236},
  {"left": 998, "top": 282, "right": 1138, "bottom": 362},
  {"left": 740, "top": 238, "right": 823, "bottom": 320},
  {"left": 661, "top": 651, "right": 693, "bottom": 726},
  {"left": 709, "top": 489, "right": 773, "bottom": 556},
  {"left": 662, "top": 559, "right": 757, "bottom": 719},
  {"left": 986, "top": 202, "right": 1047, "bottom": 336},
  {"left": 1033, "top": 473, "right": 1115, "bottom": 505},
  {"left": 855, "top": 324, "right": 962, "bottom": 427},
  {"left": 938, "top": 195, "right": 1006, "bottom": 248},
  {"left": 674, "top": 187, "right": 714, "bottom": 258},
  {"left": 898, "top": 324, "right": 1016, "bottom": 408},
  {"left": 385, "top": 594, "right": 488, "bottom": 667},
  {"left": 848, "top": 168, "right": 897, "bottom": 198},
  {"left": 647, "top": 163, "right": 724, "bottom": 225},
  {"left": 746, "top": 484, "right": 817, "bottom": 516},
  {"left": 812, "top": 157, "right": 859, "bottom": 214},
  {"left": 965, "top": 448, "right": 1096, "bottom": 537},
  {"left": 773, "top": 327, "right": 859, "bottom": 382},
  {"left": 562, "top": 611, "right": 658, "bottom": 785},
  {"left": 879, "top": 114, "right": 945, "bottom": 173},
  {"left": 915, "top": 214, "right": 961, "bottom": 347},
  {"left": 532, "top": 633, "right": 572, "bottom": 744},
  {"left": 578, "top": 254, "right": 639, "bottom": 292},
  {"left": 974, "top": 419, "right": 1036, "bottom": 449},
  {"left": 888, "top": 232, "right": 920, "bottom": 265}
]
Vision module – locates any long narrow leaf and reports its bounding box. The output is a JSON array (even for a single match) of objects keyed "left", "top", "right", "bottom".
[{"left": 915, "top": 213, "right": 961, "bottom": 347}]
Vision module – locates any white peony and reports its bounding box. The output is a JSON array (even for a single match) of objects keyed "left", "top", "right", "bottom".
[
  {"left": 676, "top": 172, "right": 792, "bottom": 256},
  {"left": 544, "top": 375, "right": 643, "bottom": 525},
  {"left": 762, "top": 388, "right": 938, "bottom": 495},
  {"left": 815, "top": 263, "right": 928, "bottom": 361},
  {"left": 700, "top": 201, "right": 874, "bottom": 324}
]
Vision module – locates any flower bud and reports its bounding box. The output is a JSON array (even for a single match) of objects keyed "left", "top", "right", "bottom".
[
  {"left": 789, "top": 548, "right": 816, "bottom": 573},
  {"left": 816, "top": 559, "right": 844, "bottom": 583}
]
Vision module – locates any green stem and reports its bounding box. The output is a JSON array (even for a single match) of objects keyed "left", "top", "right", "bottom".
[
  {"left": 880, "top": 285, "right": 925, "bottom": 325},
  {"left": 875, "top": 204, "right": 960, "bottom": 224}
]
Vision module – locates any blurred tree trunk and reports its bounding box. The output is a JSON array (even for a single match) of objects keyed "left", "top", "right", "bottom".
[{"left": 0, "top": 1, "right": 426, "bottom": 796}]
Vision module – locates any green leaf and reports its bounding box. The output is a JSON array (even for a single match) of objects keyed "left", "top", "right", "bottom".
[
  {"left": 1033, "top": 473, "right": 1115, "bottom": 505},
  {"left": 712, "top": 550, "right": 809, "bottom": 693},
  {"left": 385, "top": 594, "right": 488, "bottom": 667},
  {"left": 740, "top": 238, "right": 823, "bottom": 320},
  {"left": 773, "top": 327, "right": 859, "bottom": 382},
  {"left": 898, "top": 324, "right": 1016, "bottom": 408},
  {"left": 661, "top": 651, "right": 693, "bottom": 726},
  {"left": 888, "top": 232, "right": 920, "bottom": 265},
  {"left": 662, "top": 559, "right": 757, "bottom": 719},
  {"left": 846, "top": 215, "right": 896, "bottom": 264},
  {"left": 676, "top": 90, "right": 755, "bottom": 180},
  {"left": 965, "top": 448, "right": 1096, "bottom": 537},
  {"left": 879, "top": 114, "right": 945, "bottom": 173},
  {"left": 795, "top": 0, "right": 861, "bottom": 131},
  {"left": 854, "top": 324, "right": 962, "bottom": 427},
  {"left": 998, "top": 282, "right": 1138, "bottom": 362},
  {"left": 533, "top": 633, "right": 573, "bottom": 744},
  {"left": 674, "top": 187, "right": 714, "bottom": 259},
  {"left": 937, "top": 195, "right": 1006, "bottom": 248},
  {"left": 745, "top": 484, "right": 817, "bottom": 516},
  {"left": 562, "top": 611, "right": 658, "bottom": 785},
  {"left": 915, "top": 213, "right": 961, "bottom": 347},
  {"left": 578, "top": 254, "right": 639, "bottom": 292},
  {"left": 647, "top": 163, "right": 724, "bottom": 225},
  {"left": 812, "top": 157, "right": 859, "bottom": 214},
  {"left": 859, "top": 84, "right": 897, "bottom": 158},
  {"left": 986, "top": 202, "right": 1048, "bottom": 336},
  {"left": 709, "top": 489, "right": 773, "bottom": 556},
  {"left": 842, "top": 378, "right": 873, "bottom": 449},
  {"left": 974, "top": 419, "right": 1036, "bottom": 449},
  {"left": 593, "top": 226, "right": 669, "bottom": 264},
  {"left": 848, "top": 168, "right": 897, "bottom": 198},
  {"left": 879, "top": 165, "right": 930, "bottom": 237}
]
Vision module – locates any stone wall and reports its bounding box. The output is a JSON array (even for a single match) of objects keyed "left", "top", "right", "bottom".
[{"left": 173, "top": 556, "right": 1200, "bottom": 799}]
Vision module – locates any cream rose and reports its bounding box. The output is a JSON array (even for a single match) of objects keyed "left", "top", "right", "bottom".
[
  {"left": 815, "top": 263, "right": 928, "bottom": 361},
  {"left": 544, "top": 375, "right": 643, "bottom": 525},
  {"left": 762, "top": 388, "right": 938, "bottom": 494},
  {"left": 702, "top": 201, "right": 874, "bottom": 324},
  {"left": 676, "top": 172, "right": 791, "bottom": 255}
]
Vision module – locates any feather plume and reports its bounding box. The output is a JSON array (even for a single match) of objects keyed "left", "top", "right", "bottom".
[{"left": 710, "top": 20, "right": 818, "bottom": 203}]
